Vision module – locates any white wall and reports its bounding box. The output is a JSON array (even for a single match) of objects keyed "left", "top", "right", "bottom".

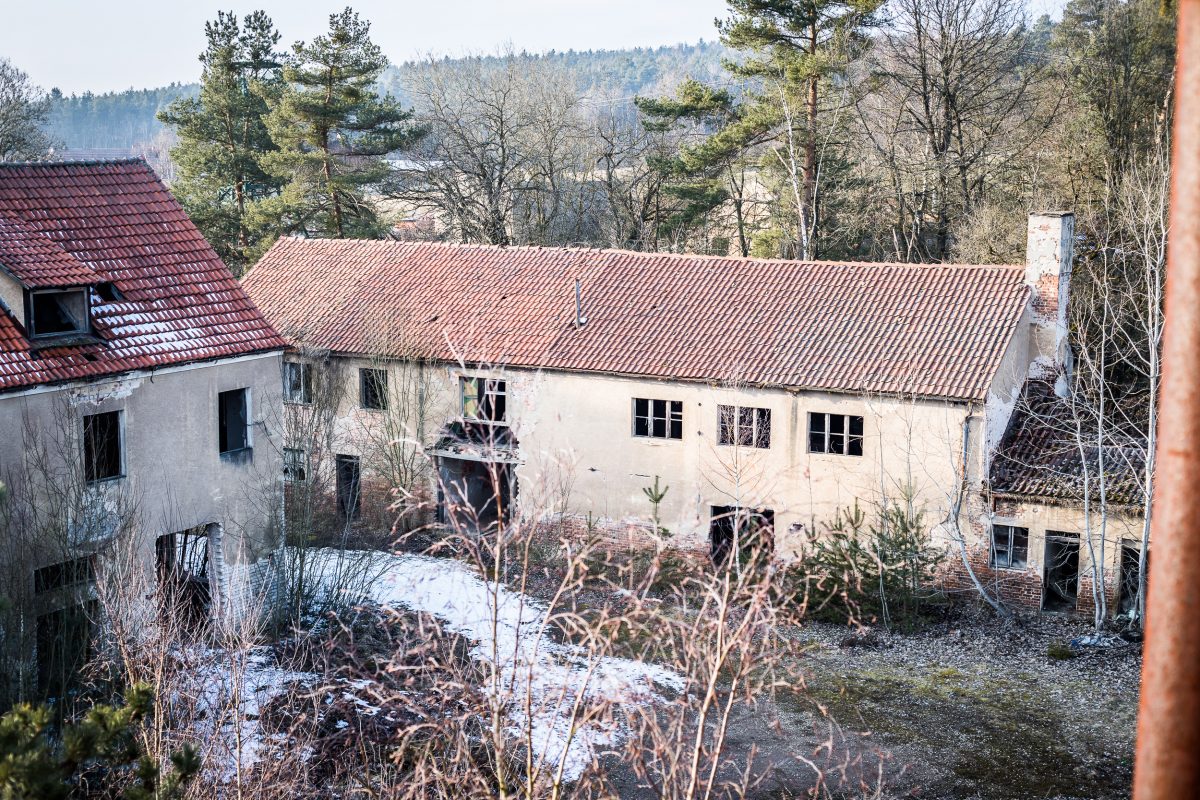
[{"left": 317, "top": 356, "right": 980, "bottom": 557}]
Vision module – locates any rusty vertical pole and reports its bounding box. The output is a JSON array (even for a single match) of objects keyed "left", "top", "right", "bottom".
[{"left": 1134, "top": 1, "right": 1200, "bottom": 796}]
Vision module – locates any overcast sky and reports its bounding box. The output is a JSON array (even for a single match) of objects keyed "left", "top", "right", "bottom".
[{"left": 3, "top": 0, "right": 1069, "bottom": 95}]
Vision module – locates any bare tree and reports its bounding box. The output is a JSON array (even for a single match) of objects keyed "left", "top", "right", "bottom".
[
  {"left": 0, "top": 59, "right": 57, "bottom": 162},
  {"left": 855, "top": 0, "right": 1055, "bottom": 261},
  {"left": 390, "top": 51, "right": 590, "bottom": 246}
]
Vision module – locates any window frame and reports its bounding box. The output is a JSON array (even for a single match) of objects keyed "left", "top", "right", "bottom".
[
  {"left": 82, "top": 409, "right": 123, "bottom": 483},
  {"left": 283, "top": 447, "right": 307, "bottom": 484},
  {"left": 461, "top": 376, "right": 507, "bottom": 423},
  {"left": 807, "top": 412, "right": 864, "bottom": 457},
  {"left": 990, "top": 523, "right": 1030, "bottom": 570},
  {"left": 283, "top": 361, "right": 313, "bottom": 405},
  {"left": 27, "top": 288, "right": 90, "bottom": 338},
  {"left": 33, "top": 556, "right": 96, "bottom": 595},
  {"left": 218, "top": 387, "right": 252, "bottom": 456},
  {"left": 359, "top": 367, "right": 388, "bottom": 411},
  {"left": 717, "top": 404, "right": 771, "bottom": 449},
  {"left": 632, "top": 398, "right": 683, "bottom": 440}
]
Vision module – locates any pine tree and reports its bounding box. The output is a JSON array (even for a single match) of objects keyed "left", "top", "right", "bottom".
[
  {"left": 636, "top": 79, "right": 775, "bottom": 255},
  {"left": 260, "top": 7, "right": 424, "bottom": 241},
  {"left": 717, "top": 0, "right": 881, "bottom": 258},
  {"left": 158, "top": 12, "right": 284, "bottom": 274},
  {"left": 0, "top": 684, "right": 198, "bottom": 799}
]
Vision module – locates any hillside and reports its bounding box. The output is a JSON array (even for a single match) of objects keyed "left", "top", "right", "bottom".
[{"left": 45, "top": 41, "right": 727, "bottom": 151}]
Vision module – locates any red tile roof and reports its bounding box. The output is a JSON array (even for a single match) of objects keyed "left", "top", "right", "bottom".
[
  {"left": 0, "top": 214, "right": 102, "bottom": 287},
  {"left": 245, "top": 239, "right": 1032, "bottom": 401},
  {"left": 0, "top": 160, "right": 285, "bottom": 393}
]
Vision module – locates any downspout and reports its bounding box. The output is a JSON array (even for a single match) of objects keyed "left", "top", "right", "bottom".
[{"left": 947, "top": 404, "right": 1006, "bottom": 616}]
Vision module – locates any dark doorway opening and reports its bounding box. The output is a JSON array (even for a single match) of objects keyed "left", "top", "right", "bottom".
[
  {"left": 1119, "top": 541, "right": 1146, "bottom": 616},
  {"left": 1043, "top": 531, "right": 1080, "bottom": 612},
  {"left": 36, "top": 601, "right": 97, "bottom": 701},
  {"left": 336, "top": 455, "right": 362, "bottom": 521},
  {"left": 710, "top": 506, "right": 775, "bottom": 568},
  {"left": 156, "top": 527, "right": 212, "bottom": 631},
  {"left": 438, "top": 458, "right": 515, "bottom": 528}
]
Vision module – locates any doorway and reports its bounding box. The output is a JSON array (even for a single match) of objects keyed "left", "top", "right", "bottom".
[
  {"left": 156, "top": 527, "right": 212, "bottom": 631},
  {"left": 336, "top": 455, "right": 362, "bottom": 521},
  {"left": 438, "top": 457, "right": 515, "bottom": 528},
  {"left": 710, "top": 506, "right": 775, "bottom": 568},
  {"left": 1119, "top": 541, "right": 1146, "bottom": 616},
  {"left": 1043, "top": 531, "right": 1080, "bottom": 612},
  {"left": 36, "top": 601, "right": 97, "bottom": 701}
]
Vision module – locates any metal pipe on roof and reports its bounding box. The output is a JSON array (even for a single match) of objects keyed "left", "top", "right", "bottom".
[{"left": 1134, "top": 2, "right": 1200, "bottom": 796}]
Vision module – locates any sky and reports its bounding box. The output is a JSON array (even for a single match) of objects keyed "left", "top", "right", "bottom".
[{"left": 2, "top": 0, "right": 1070, "bottom": 95}]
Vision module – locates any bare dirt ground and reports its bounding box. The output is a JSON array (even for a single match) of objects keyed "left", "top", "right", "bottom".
[
  {"left": 599, "top": 607, "right": 1138, "bottom": 799},
  {"left": 783, "top": 611, "right": 1140, "bottom": 799},
  {"left": 416, "top": 538, "right": 1140, "bottom": 799}
]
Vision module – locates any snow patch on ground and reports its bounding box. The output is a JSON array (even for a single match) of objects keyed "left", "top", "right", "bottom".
[
  {"left": 176, "top": 645, "right": 315, "bottom": 782},
  {"left": 307, "top": 547, "right": 683, "bottom": 782}
]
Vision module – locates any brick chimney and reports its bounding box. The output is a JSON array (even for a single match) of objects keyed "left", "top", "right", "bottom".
[{"left": 1024, "top": 211, "right": 1074, "bottom": 381}]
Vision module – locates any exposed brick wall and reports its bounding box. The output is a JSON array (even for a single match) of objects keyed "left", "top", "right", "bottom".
[
  {"left": 1030, "top": 271, "right": 1062, "bottom": 322},
  {"left": 940, "top": 544, "right": 1044, "bottom": 612},
  {"left": 1077, "top": 569, "right": 1120, "bottom": 618}
]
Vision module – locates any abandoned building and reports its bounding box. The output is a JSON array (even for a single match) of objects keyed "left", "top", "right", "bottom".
[
  {"left": 980, "top": 379, "right": 1149, "bottom": 616},
  {"left": 0, "top": 159, "right": 287, "bottom": 701},
  {"left": 243, "top": 211, "right": 1146, "bottom": 615}
]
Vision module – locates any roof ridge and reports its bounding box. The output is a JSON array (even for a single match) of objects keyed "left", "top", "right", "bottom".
[
  {"left": 273, "top": 237, "right": 1024, "bottom": 271},
  {"left": 0, "top": 157, "right": 148, "bottom": 168}
]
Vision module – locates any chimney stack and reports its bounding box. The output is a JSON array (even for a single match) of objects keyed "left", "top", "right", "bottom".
[{"left": 1024, "top": 211, "right": 1074, "bottom": 380}]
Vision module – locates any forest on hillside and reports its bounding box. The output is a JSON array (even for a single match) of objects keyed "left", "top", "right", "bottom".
[{"left": 43, "top": 41, "right": 728, "bottom": 151}]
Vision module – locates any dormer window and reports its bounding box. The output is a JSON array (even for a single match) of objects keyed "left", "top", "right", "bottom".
[{"left": 28, "top": 289, "right": 89, "bottom": 337}]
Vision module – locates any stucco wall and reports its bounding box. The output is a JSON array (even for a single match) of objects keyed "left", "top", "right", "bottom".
[
  {"left": 0, "top": 352, "right": 284, "bottom": 586},
  {"left": 0, "top": 271, "right": 23, "bottom": 328},
  {"left": 310, "top": 356, "right": 981, "bottom": 558}
]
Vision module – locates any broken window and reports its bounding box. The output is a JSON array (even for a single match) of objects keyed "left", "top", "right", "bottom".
[
  {"left": 283, "top": 447, "right": 307, "bottom": 483},
  {"left": 336, "top": 454, "right": 361, "bottom": 520},
  {"left": 717, "top": 405, "right": 771, "bottom": 448},
  {"left": 83, "top": 410, "right": 122, "bottom": 482},
  {"left": 360, "top": 368, "right": 388, "bottom": 411},
  {"left": 461, "top": 377, "right": 507, "bottom": 422},
  {"left": 808, "top": 412, "right": 864, "bottom": 456},
  {"left": 283, "top": 361, "right": 312, "bottom": 404},
  {"left": 990, "top": 524, "right": 1029, "bottom": 569},
  {"left": 218, "top": 388, "right": 250, "bottom": 454},
  {"left": 633, "top": 398, "right": 683, "bottom": 440},
  {"left": 33, "top": 556, "right": 95, "bottom": 595},
  {"left": 28, "top": 288, "right": 88, "bottom": 337}
]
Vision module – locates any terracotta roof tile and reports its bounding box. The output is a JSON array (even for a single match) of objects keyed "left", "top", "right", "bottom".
[
  {"left": 0, "top": 214, "right": 101, "bottom": 287},
  {"left": 246, "top": 239, "right": 1030, "bottom": 401},
  {"left": 0, "top": 159, "right": 285, "bottom": 392},
  {"left": 990, "top": 380, "right": 1147, "bottom": 506}
]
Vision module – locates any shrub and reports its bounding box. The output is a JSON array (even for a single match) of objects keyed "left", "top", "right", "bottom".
[
  {"left": 777, "top": 498, "right": 946, "bottom": 629},
  {"left": 0, "top": 683, "right": 198, "bottom": 799}
]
